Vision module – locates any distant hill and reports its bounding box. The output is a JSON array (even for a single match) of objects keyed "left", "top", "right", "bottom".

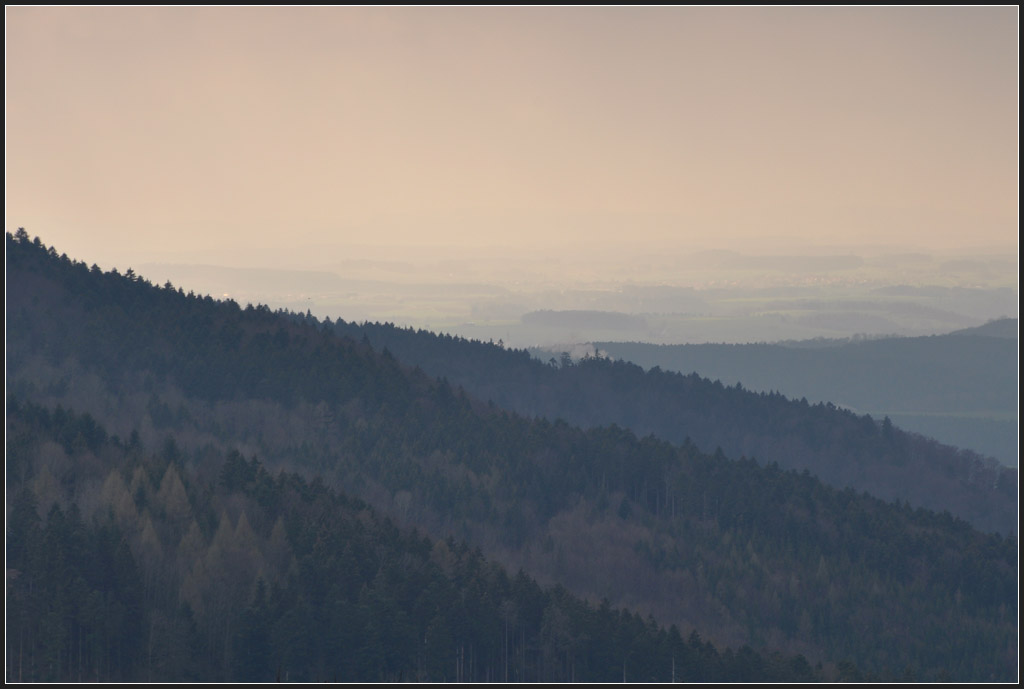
[
  {"left": 947, "top": 317, "right": 1018, "bottom": 339},
  {"left": 336, "top": 322, "right": 1016, "bottom": 535},
  {"left": 593, "top": 327, "right": 1018, "bottom": 466}
]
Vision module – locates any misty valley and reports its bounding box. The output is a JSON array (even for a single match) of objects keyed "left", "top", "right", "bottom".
[{"left": 5, "top": 231, "right": 1018, "bottom": 682}]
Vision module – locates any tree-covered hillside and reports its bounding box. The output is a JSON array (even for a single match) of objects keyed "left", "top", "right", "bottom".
[
  {"left": 330, "top": 320, "right": 1016, "bottom": 534},
  {"left": 10, "top": 399, "right": 831, "bottom": 682},
  {"left": 593, "top": 332, "right": 1017, "bottom": 466},
  {"left": 6, "top": 231, "right": 1018, "bottom": 680}
]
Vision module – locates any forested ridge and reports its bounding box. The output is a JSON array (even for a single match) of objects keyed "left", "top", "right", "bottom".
[
  {"left": 333, "top": 320, "right": 1016, "bottom": 535},
  {"left": 5, "top": 230, "right": 1019, "bottom": 681},
  {"left": 595, "top": 334, "right": 1016, "bottom": 416},
  {"left": 9, "top": 399, "right": 832, "bottom": 682},
  {"left": 592, "top": 333, "right": 1018, "bottom": 466}
]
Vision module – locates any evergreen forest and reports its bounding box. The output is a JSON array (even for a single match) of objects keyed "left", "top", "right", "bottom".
[{"left": 5, "top": 230, "right": 1018, "bottom": 681}]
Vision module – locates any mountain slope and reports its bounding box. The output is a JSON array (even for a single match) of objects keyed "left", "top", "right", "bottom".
[
  {"left": 593, "top": 330, "right": 1018, "bottom": 466},
  {"left": 10, "top": 398, "right": 831, "bottom": 682},
  {"left": 330, "top": 320, "right": 1016, "bottom": 534},
  {"left": 5, "top": 231, "right": 1018, "bottom": 680}
]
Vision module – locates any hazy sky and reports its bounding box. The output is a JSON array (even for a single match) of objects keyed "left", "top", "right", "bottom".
[{"left": 5, "top": 7, "right": 1019, "bottom": 267}]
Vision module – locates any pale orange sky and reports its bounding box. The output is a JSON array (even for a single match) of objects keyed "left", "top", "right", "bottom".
[{"left": 5, "top": 7, "right": 1019, "bottom": 267}]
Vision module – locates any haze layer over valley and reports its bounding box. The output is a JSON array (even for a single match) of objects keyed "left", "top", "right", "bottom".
[{"left": 134, "top": 239, "right": 1017, "bottom": 349}]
